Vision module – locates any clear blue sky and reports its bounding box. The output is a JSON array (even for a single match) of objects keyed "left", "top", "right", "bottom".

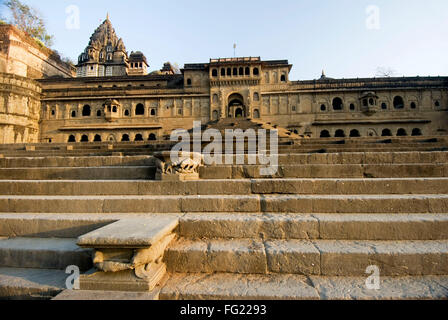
[{"left": 1, "top": 0, "right": 447, "bottom": 80}]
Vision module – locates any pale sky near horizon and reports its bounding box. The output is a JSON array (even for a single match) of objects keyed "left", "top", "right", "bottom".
[{"left": 1, "top": 0, "right": 447, "bottom": 80}]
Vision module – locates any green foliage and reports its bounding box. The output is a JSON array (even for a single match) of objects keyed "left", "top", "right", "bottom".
[{"left": 5, "top": 0, "right": 54, "bottom": 47}]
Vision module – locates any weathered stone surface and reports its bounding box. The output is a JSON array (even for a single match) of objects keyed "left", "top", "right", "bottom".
[
  {"left": 0, "top": 267, "right": 66, "bottom": 300},
  {"left": 265, "top": 240, "right": 320, "bottom": 275},
  {"left": 309, "top": 276, "right": 448, "bottom": 300},
  {"left": 160, "top": 273, "right": 319, "bottom": 300},
  {"left": 0, "top": 237, "right": 92, "bottom": 271},
  {"left": 52, "top": 289, "right": 160, "bottom": 300},
  {"left": 165, "top": 238, "right": 267, "bottom": 274}
]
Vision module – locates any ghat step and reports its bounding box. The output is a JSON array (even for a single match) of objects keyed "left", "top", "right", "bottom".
[
  {"left": 0, "top": 167, "right": 155, "bottom": 180},
  {"left": 160, "top": 273, "right": 448, "bottom": 300},
  {"left": 1, "top": 194, "right": 447, "bottom": 213},
  {"left": 1, "top": 178, "right": 448, "bottom": 196},
  {"left": 0, "top": 267, "right": 67, "bottom": 300},
  {"left": 0, "top": 237, "right": 92, "bottom": 270},
  {"left": 165, "top": 238, "right": 448, "bottom": 276},
  {"left": 200, "top": 164, "right": 448, "bottom": 179},
  {"left": 178, "top": 213, "right": 448, "bottom": 240},
  {"left": 0, "top": 152, "right": 447, "bottom": 168}
]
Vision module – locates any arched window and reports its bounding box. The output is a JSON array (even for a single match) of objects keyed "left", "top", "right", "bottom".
[
  {"left": 410, "top": 102, "right": 417, "bottom": 109},
  {"left": 253, "top": 109, "right": 260, "bottom": 119},
  {"left": 335, "top": 129, "right": 345, "bottom": 137},
  {"left": 71, "top": 111, "right": 77, "bottom": 118},
  {"left": 82, "top": 105, "right": 91, "bottom": 117},
  {"left": 121, "top": 134, "right": 130, "bottom": 142},
  {"left": 68, "top": 135, "right": 76, "bottom": 143},
  {"left": 397, "top": 128, "right": 407, "bottom": 136},
  {"left": 112, "top": 106, "right": 117, "bottom": 113},
  {"left": 280, "top": 74, "right": 286, "bottom": 82},
  {"left": 186, "top": 78, "right": 192, "bottom": 86},
  {"left": 435, "top": 100, "right": 440, "bottom": 108},
  {"left": 350, "top": 129, "right": 361, "bottom": 137},
  {"left": 382, "top": 129, "right": 392, "bottom": 137},
  {"left": 393, "top": 96, "right": 405, "bottom": 109},
  {"left": 332, "top": 97, "right": 343, "bottom": 111},
  {"left": 381, "top": 103, "right": 388, "bottom": 110},
  {"left": 227, "top": 68, "right": 231, "bottom": 76},
  {"left": 150, "top": 109, "right": 156, "bottom": 116},
  {"left": 97, "top": 110, "right": 102, "bottom": 117},
  {"left": 221, "top": 68, "right": 225, "bottom": 76},
  {"left": 212, "top": 110, "right": 219, "bottom": 121},
  {"left": 135, "top": 134, "right": 143, "bottom": 141},
  {"left": 350, "top": 104, "right": 355, "bottom": 111},
  {"left": 245, "top": 67, "right": 250, "bottom": 76},
  {"left": 124, "top": 110, "right": 130, "bottom": 117},
  {"left": 81, "top": 135, "right": 89, "bottom": 142},
  {"left": 320, "top": 104, "right": 327, "bottom": 111},
  {"left": 253, "top": 68, "right": 259, "bottom": 76},
  {"left": 239, "top": 67, "right": 244, "bottom": 76},
  {"left": 94, "top": 134, "right": 102, "bottom": 142},
  {"left": 320, "top": 130, "right": 331, "bottom": 138},
  {"left": 213, "top": 94, "right": 219, "bottom": 103},
  {"left": 233, "top": 68, "right": 238, "bottom": 76},
  {"left": 135, "top": 103, "right": 145, "bottom": 115},
  {"left": 253, "top": 92, "right": 260, "bottom": 101},
  {"left": 412, "top": 128, "right": 422, "bottom": 136},
  {"left": 212, "top": 69, "right": 218, "bottom": 77},
  {"left": 148, "top": 133, "right": 157, "bottom": 141}
]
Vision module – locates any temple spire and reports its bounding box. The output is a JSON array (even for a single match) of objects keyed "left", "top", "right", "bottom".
[{"left": 106, "top": 12, "right": 110, "bottom": 21}]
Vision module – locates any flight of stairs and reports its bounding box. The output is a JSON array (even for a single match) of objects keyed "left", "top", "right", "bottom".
[{"left": 0, "top": 137, "right": 447, "bottom": 300}]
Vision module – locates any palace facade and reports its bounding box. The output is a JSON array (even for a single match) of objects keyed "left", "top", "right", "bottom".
[{"left": 1, "top": 17, "right": 448, "bottom": 144}]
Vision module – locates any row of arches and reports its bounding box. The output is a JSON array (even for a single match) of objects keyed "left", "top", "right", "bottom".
[
  {"left": 320, "top": 96, "right": 420, "bottom": 112},
  {"left": 70, "top": 104, "right": 157, "bottom": 118},
  {"left": 68, "top": 133, "right": 158, "bottom": 143},
  {"left": 320, "top": 128, "right": 423, "bottom": 138},
  {"left": 211, "top": 67, "right": 260, "bottom": 78}
]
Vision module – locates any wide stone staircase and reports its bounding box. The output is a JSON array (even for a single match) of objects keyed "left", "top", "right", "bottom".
[{"left": 0, "top": 137, "right": 447, "bottom": 300}]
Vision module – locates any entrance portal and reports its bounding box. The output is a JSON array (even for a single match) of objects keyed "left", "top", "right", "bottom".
[
  {"left": 235, "top": 108, "right": 244, "bottom": 118},
  {"left": 227, "top": 93, "right": 246, "bottom": 118}
]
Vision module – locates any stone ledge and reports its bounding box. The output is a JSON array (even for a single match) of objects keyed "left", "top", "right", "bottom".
[{"left": 77, "top": 216, "right": 179, "bottom": 249}]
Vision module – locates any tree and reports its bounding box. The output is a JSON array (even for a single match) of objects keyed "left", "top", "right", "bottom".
[
  {"left": 5, "top": 0, "right": 54, "bottom": 47},
  {"left": 376, "top": 67, "right": 397, "bottom": 77}
]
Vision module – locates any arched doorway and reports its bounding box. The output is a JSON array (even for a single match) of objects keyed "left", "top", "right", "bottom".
[{"left": 227, "top": 93, "right": 246, "bottom": 118}]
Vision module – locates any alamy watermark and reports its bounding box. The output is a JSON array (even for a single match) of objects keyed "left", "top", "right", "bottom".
[
  {"left": 365, "top": 265, "right": 381, "bottom": 290},
  {"left": 170, "top": 121, "right": 279, "bottom": 176},
  {"left": 366, "top": 5, "right": 380, "bottom": 30},
  {"left": 65, "top": 5, "right": 80, "bottom": 30},
  {"left": 65, "top": 265, "right": 80, "bottom": 290}
]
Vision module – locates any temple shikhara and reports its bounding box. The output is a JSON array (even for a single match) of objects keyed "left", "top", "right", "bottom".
[{"left": 0, "top": 16, "right": 447, "bottom": 301}]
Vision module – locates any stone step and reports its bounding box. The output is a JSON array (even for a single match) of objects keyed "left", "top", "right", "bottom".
[
  {"left": 0, "top": 214, "right": 114, "bottom": 238},
  {"left": 1, "top": 152, "right": 447, "bottom": 168},
  {"left": 160, "top": 273, "right": 448, "bottom": 300},
  {"left": 52, "top": 289, "right": 161, "bottom": 300},
  {"left": 1, "top": 178, "right": 447, "bottom": 196},
  {"left": 0, "top": 237, "right": 92, "bottom": 270},
  {"left": 1, "top": 194, "right": 447, "bottom": 213},
  {"left": 0, "top": 267, "right": 67, "bottom": 300},
  {"left": 0, "top": 156, "right": 154, "bottom": 168},
  {"left": 178, "top": 213, "right": 448, "bottom": 240},
  {"left": 0, "top": 167, "right": 155, "bottom": 180},
  {"left": 200, "top": 164, "right": 448, "bottom": 179},
  {"left": 165, "top": 238, "right": 448, "bottom": 276}
]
